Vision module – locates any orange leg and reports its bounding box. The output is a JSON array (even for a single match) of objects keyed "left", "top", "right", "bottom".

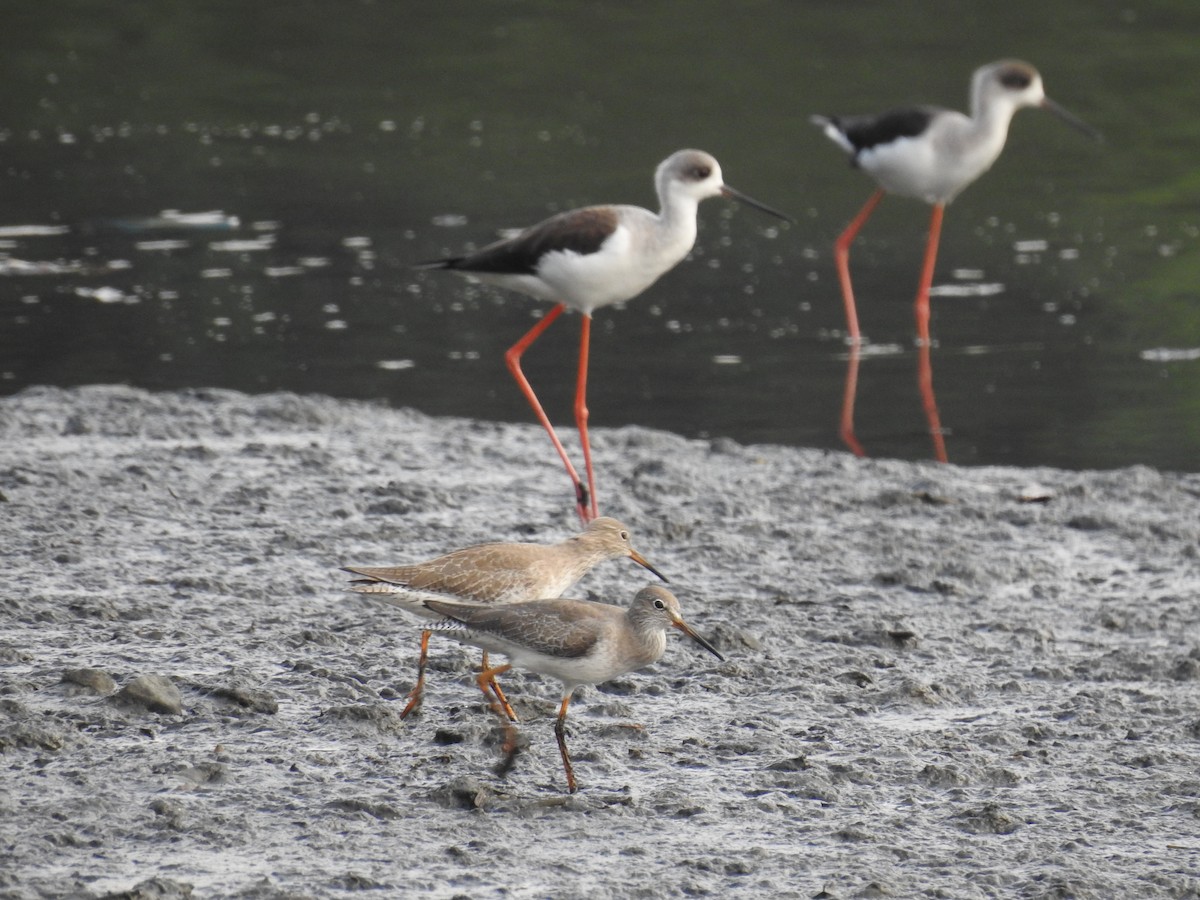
[
  {"left": 504, "top": 303, "right": 591, "bottom": 524},
  {"left": 914, "top": 203, "right": 948, "bottom": 462},
  {"left": 399, "top": 629, "right": 432, "bottom": 719},
  {"left": 481, "top": 651, "right": 518, "bottom": 722},
  {"left": 553, "top": 693, "right": 578, "bottom": 793},
  {"left": 834, "top": 189, "right": 886, "bottom": 344},
  {"left": 475, "top": 662, "right": 520, "bottom": 775},
  {"left": 838, "top": 340, "right": 866, "bottom": 457},
  {"left": 573, "top": 314, "right": 599, "bottom": 522}
]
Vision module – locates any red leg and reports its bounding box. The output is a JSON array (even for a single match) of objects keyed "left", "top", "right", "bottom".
[
  {"left": 914, "top": 203, "right": 948, "bottom": 462},
  {"left": 574, "top": 315, "right": 598, "bottom": 522},
  {"left": 553, "top": 693, "right": 577, "bottom": 793},
  {"left": 399, "top": 629, "right": 431, "bottom": 719},
  {"left": 834, "top": 189, "right": 885, "bottom": 344},
  {"left": 838, "top": 340, "right": 866, "bottom": 457},
  {"left": 914, "top": 203, "right": 945, "bottom": 346},
  {"left": 504, "top": 304, "right": 590, "bottom": 523},
  {"left": 917, "top": 339, "right": 949, "bottom": 463}
]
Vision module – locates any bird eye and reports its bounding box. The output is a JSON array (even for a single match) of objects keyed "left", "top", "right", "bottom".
[
  {"left": 620, "top": 530, "right": 630, "bottom": 541},
  {"left": 653, "top": 599, "right": 666, "bottom": 610},
  {"left": 691, "top": 165, "right": 711, "bottom": 180},
  {"left": 999, "top": 70, "right": 1032, "bottom": 90}
]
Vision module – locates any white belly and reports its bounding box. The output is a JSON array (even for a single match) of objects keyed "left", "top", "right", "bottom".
[
  {"left": 861, "top": 115, "right": 1009, "bottom": 205},
  {"left": 534, "top": 223, "right": 691, "bottom": 314}
]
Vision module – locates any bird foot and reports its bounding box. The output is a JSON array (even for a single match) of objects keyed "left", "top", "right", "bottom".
[{"left": 398, "top": 687, "right": 422, "bottom": 720}]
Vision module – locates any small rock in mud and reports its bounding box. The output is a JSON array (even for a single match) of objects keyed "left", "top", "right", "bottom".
[{"left": 115, "top": 675, "right": 183, "bottom": 715}]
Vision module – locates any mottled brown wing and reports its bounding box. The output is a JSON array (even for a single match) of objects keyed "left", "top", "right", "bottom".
[
  {"left": 344, "top": 543, "right": 545, "bottom": 602},
  {"left": 425, "top": 598, "right": 610, "bottom": 659}
]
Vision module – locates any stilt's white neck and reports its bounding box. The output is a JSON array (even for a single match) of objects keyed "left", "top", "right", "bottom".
[{"left": 656, "top": 188, "right": 701, "bottom": 251}]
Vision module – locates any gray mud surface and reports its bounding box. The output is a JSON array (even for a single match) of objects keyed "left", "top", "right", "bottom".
[{"left": 2, "top": 385, "right": 1199, "bottom": 899}]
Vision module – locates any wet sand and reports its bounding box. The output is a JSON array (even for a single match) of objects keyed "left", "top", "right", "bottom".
[{"left": 2, "top": 385, "right": 1199, "bottom": 899}]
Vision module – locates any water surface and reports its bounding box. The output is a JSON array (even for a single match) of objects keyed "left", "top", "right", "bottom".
[{"left": 2, "top": 1, "right": 1198, "bottom": 471}]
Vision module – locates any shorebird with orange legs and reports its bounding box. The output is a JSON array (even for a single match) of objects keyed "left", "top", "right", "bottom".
[
  {"left": 421, "top": 585, "right": 723, "bottom": 793},
  {"left": 344, "top": 517, "right": 666, "bottom": 721}
]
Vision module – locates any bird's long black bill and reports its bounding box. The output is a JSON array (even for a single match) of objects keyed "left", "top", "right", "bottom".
[
  {"left": 630, "top": 549, "right": 669, "bottom": 583},
  {"left": 721, "top": 186, "right": 795, "bottom": 223},
  {"left": 1042, "top": 97, "right": 1103, "bottom": 143},
  {"left": 674, "top": 620, "right": 725, "bottom": 662}
]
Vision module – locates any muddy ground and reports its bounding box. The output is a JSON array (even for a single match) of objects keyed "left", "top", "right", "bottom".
[{"left": 1, "top": 385, "right": 1198, "bottom": 899}]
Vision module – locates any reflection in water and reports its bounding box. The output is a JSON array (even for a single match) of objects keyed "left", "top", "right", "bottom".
[
  {"left": 838, "top": 341, "right": 948, "bottom": 464},
  {"left": 916, "top": 341, "right": 949, "bottom": 464},
  {"left": 838, "top": 341, "right": 865, "bottom": 458}
]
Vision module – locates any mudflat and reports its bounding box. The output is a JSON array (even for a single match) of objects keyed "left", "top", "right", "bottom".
[{"left": 2, "top": 385, "right": 1198, "bottom": 898}]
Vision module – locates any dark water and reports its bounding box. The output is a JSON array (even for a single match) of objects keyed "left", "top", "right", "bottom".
[{"left": 2, "top": 1, "right": 1199, "bottom": 471}]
